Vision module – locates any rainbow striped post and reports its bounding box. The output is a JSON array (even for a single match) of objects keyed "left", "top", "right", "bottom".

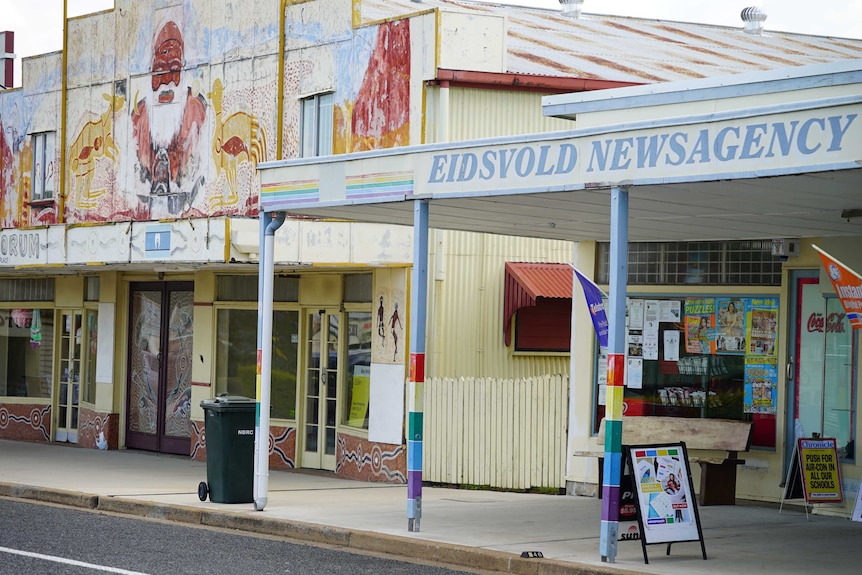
[
  {"left": 407, "top": 200, "right": 429, "bottom": 532},
  {"left": 600, "top": 187, "right": 628, "bottom": 562}
]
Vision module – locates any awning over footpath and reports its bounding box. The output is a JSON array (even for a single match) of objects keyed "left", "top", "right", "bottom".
[{"left": 503, "top": 262, "right": 572, "bottom": 346}]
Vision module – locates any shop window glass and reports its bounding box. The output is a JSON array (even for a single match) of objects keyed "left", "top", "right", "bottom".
[
  {"left": 594, "top": 296, "right": 778, "bottom": 448},
  {"left": 343, "top": 312, "right": 372, "bottom": 429},
  {"left": 0, "top": 309, "right": 54, "bottom": 398},
  {"left": 216, "top": 275, "right": 299, "bottom": 302},
  {"left": 514, "top": 299, "right": 572, "bottom": 352},
  {"left": 31, "top": 131, "right": 56, "bottom": 202},
  {"left": 83, "top": 309, "right": 98, "bottom": 404},
  {"left": 215, "top": 309, "right": 298, "bottom": 419},
  {"left": 300, "top": 93, "right": 333, "bottom": 158},
  {"left": 343, "top": 274, "right": 372, "bottom": 303},
  {"left": 597, "top": 241, "right": 782, "bottom": 286},
  {"left": 797, "top": 285, "right": 857, "bottom": 461}
]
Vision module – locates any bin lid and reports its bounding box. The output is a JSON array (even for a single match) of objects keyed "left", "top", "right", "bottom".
[{"left": 200, "top": 393, "right": 257, "bottom": 411}]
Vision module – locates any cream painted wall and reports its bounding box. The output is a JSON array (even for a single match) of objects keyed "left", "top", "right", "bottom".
[{"left": 191, "top": 271, "right": 216, "bottom": 422}]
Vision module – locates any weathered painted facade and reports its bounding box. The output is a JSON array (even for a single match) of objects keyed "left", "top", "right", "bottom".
[{"left": 1, "top": 0, "right": 861, "bottom": 501}]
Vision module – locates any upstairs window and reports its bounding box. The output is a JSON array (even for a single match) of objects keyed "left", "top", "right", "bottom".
[
  {"left": 300, "top": 93, "right": 333, "bottom": 158},
  {"left": 31, "top": 132, "right": 56, "bottom": 202}
]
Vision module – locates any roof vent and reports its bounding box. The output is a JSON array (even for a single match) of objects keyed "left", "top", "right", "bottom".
[
  {"left": 741, "top": 6, "right": 767, "bottom": 35},
  {"left": 560, "top": 0, "right": 584, "bottom": 18}
]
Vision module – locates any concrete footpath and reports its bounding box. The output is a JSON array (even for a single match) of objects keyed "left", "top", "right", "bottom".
[{"left": 1, "top": 439, "right": 861, "bottom": 575}]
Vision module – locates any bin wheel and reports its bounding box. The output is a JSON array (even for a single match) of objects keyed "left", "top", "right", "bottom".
[{"left": 198, "top": 481, "right": 209, "bottom": 502}]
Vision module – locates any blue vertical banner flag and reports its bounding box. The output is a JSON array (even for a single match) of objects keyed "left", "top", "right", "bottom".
[{"left": 573, "top": 267, "right": 609, "bottom": 349}]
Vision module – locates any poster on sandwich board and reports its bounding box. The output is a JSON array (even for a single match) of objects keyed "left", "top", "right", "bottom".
[{"left": 627, "top": 443, "right": 707, "bottom": 563}]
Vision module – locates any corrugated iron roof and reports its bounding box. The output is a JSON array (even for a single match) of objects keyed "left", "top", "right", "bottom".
[
  {"left": 503, "top": 262, "right": 572, "bottom": 345},
  {"left": 361, "top": 0, "right": 862, "bottom": 83}
]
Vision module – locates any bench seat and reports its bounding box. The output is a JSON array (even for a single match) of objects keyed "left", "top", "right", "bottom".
[{"left": 575, "top": 416, "right": 754, "bottom": 506}]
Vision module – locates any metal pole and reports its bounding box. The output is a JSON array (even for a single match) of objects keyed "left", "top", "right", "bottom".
[
  {"left": 600, "top": 187, "right": 628, "bottom": 562},
  {"left": 407, "top": 200, "right": 429, "bottom": 532},
  {"left": 255, "top": 211, "right": 285, "bottom": 511}
]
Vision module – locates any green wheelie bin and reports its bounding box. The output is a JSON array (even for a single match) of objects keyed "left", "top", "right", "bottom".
[{"left": 198, "top": 394, "right": 256, "bottom": 503}]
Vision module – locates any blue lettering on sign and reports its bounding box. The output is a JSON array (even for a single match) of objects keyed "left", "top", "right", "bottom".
[{"left": 425, "top": 113, "right": 857, "bottom": 184}]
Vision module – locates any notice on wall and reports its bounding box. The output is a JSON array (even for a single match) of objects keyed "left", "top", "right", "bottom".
[
  {"left": 628, "top": 298, "right": 645, "bottom": 330},
  {"left": 627, "top": 357, "right": 643, "bottom": 389},
  {"left": 663, "top": 330, "right": 680, "bottom": 362},
  {"left": 659, "top": 300, "right": 681, "bottom": 323},
  {"left": 798, "top": 438, "right": 843, "bottom": 503},
  {"left": 643, "top": 301, "right": 660, "bottom": 360}
]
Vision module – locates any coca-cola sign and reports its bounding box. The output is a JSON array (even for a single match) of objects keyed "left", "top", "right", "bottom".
[{"left": 807, "top": 312, "right": 846, "bottom": 333}]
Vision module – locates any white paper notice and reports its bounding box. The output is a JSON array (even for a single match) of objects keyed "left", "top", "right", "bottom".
[
  {"left": 629, "top": 299, "right": 645, "bottom": 330},
  {"left": 660, "top": 300, "right": 681, "bottom": 323},
  {"left": 643, "top": 323, "right": 659, "bottom": 360},
  {"left": 664, "top": 330, "right": 681, "bottom": 362},
  {"left": 643, "top": 303, "right": 660, "bottom": 361},
  {"left": 626, "top": 357, "right": 643, "bottom": 389}
]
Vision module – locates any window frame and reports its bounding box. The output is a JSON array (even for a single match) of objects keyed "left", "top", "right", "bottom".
[
  {"left": 213, "top": 302, "right": 300, "bottom": 421},
  {"left": 300, "top": 93, "right": 334, "bottom": 158},
  {"left": 31, "top": 131, "right": 56, "bottom": 203}
]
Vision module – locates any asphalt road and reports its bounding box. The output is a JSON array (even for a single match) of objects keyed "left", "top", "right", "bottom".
[{"left": 0, "top": 499, "right": 482, "bottom": 575}]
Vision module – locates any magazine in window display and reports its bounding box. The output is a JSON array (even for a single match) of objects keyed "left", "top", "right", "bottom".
[
  {"left": 744, "top": 359, "right": 778, "bottom": 414},
  {"left": 715, "top": 298, "right": 746, "bottom": 354},
  {"left": 746, "top": 298, "right": 779, "bottom": 357},
  {"left": 684, "top": 298, "right": 715, "bottom": 354}
]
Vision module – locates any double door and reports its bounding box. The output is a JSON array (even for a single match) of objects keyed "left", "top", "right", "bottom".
[{"left": 126, "top": 282, "right": 193, "bottom": 455}]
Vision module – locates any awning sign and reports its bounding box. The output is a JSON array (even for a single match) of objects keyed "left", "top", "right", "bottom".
[{"left": 813, "top": 245, "right": 862, "bottom": 328}]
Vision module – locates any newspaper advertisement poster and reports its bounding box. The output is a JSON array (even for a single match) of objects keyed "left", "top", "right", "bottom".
[
  {"left": 744, "top": 358, "right": 778, "bottom": 414},
  {"left": 716, "top": 297, "right": 746, "bottom": 354},
  {"left": 684, "top": 298, "right": 715, "bottom": 354},
  {"left": 629, "top": 444, "right": 700, "bottom": 544},
  {"left": 798, "top": 437, "right": 843, "bottom": 503}
]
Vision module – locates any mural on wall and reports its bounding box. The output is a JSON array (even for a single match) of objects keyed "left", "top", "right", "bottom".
[
  {"left": 0, "top": 93, "right": 53, "bottom": 228},
  {"left": 333, "top": 20, "right": 411, "bottom": 154},
  {"left": 373, "top": 268, "right": 407, "bottom": 365},
  {"left": 131, "top": 20, "right": 208, "bottom": 218},
  {"left": 69, "top": 93, "right": 124, "bottom": 210},
  {"left": 0, "top": 7, "right": 276, "bottom": 226},
  {"left": 207, "top": 78, "right": 267, "bottom": 211},
  {"left": 0, "top": 115, "right": 15, "bottom": 223}
]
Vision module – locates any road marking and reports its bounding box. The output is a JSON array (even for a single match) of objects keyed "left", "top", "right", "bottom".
[{"left": 0, "top": 546, "right": 152, "bottom": 574}]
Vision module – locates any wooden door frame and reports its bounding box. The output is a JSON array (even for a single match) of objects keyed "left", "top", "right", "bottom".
[{"left": 125, "top": 281, "right": 193, "bottom": 454}]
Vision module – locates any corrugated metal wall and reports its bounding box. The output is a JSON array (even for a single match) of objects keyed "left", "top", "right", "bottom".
[
  {"left": 424, "top": 374, "right": 568, "bottom": 490},
  {"left": 447, "top": 88, "right": 575, "bottom": 141},
  {"left": 426, "top": 229, "right": 575, "bottom": 379}
]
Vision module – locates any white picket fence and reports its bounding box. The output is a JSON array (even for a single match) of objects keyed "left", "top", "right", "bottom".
[{"left": 423, "top": 374, "right": 569, "bottom": 490}]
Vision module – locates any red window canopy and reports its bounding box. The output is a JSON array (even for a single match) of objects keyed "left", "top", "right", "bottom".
[{"left": 504, "top": 262, "right": 573, "bottom": 346}]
